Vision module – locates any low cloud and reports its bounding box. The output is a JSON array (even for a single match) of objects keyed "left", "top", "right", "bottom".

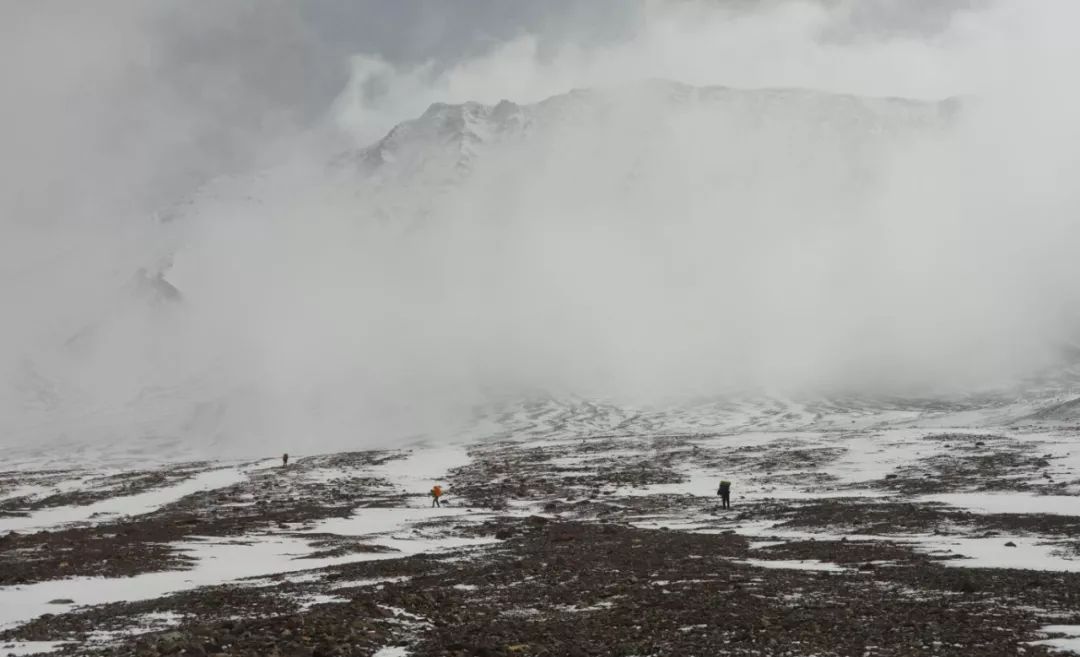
[{"left": 4, "top": 1, "right": 1080, "bottom": 455}]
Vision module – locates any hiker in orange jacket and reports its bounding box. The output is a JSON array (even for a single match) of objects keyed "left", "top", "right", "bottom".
[{"left": 430, "top": 485, "right": 443, "bottom": 508}]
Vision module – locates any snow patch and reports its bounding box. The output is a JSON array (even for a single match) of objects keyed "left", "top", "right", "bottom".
[
  {"left": 1032, "top": 625, "right": 1080, "bottom": 653},
  {"left": 736, "top": 558, "right": 847, "bottom": 572},
  {"left": 0, "top": 533, "right": 415, "bottom": 631},
  {"left": 923, "top": 493, "right": 1080, "bottom": 517},
  {"left": 331, "top": 576, "right": 412, "bottom": 590},
  {"left": 0, "top": 641, "right": 65, "bottom": 656}
]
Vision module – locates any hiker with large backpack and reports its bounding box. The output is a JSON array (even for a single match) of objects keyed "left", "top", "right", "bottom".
[{"left": 717, "top": 480, "right": 732, "bottom": 509}]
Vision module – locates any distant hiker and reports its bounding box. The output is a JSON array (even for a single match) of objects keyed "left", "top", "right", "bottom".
[
  {"left": 282, "top": 453, "right": 289, "bottom": 467},
  {"left": 430, "top": 485, "right": 444, "bottom": 508},
  {"left": 717, "top": 480, "right": 731, "bottom": 509}
]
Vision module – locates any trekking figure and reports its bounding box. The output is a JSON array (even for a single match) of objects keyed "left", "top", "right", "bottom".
[
  {"left": 282, "top": 453, "right": 289, "bottom": 467},
  {"left": 430, "top": 485, "right": 443, "bottom": 508},
  {"left": 717, "top": 480, "right": 731, "bottom": 509}
]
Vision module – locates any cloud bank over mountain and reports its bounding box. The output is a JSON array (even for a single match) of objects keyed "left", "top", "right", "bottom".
[{"left": 4, "top": 1, "right": 1080, "bottom": 454}]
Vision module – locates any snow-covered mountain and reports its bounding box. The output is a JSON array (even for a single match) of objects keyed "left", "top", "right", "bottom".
[{"left": 325, "top": 80, "right": 957, "bottom": 225}]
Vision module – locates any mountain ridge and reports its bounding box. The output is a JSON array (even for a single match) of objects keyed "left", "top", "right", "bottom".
[{"left": 335, "top": 79, "right": 960, "bottom": 183}]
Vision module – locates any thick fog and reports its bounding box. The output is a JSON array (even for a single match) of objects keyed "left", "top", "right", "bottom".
[{"left": 3, "top": 1, "right": 1080, "bottom": 455}]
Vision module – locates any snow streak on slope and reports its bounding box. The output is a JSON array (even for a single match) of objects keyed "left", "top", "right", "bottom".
[{"left": 0, "top": 464, "right": 260, "bottom": 534}]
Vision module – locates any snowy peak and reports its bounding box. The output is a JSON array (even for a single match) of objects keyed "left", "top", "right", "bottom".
[{"left": 350, "top": 99, "right": 528, "bottom": 179}]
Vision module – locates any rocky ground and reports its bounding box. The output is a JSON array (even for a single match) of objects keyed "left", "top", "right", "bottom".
[{"left": 3, "top": 425, "right": 1080, "bottom": 656}]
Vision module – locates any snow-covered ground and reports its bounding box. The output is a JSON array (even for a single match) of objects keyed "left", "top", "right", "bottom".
[{"left": 4, "top": 397, "right": 1080, "bottom": 654}]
